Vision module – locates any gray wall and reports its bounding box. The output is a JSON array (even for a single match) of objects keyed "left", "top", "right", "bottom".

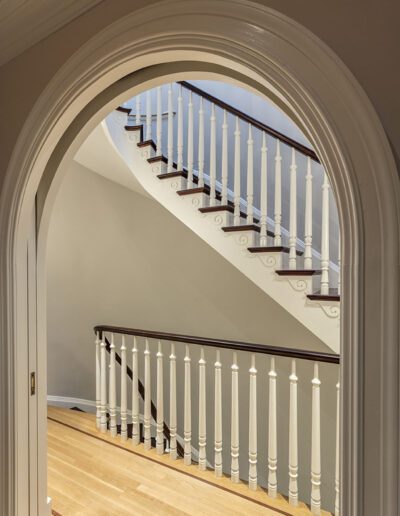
[{"left": 46, "top": 161, "right": 337, "bottom": 510}]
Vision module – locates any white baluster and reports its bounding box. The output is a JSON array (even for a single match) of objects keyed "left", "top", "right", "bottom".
[
  {"left": 311, "top": 363, "right": 322, "bottom": 514},
  {"left": 156, "top": 340, "right": 164, "bottom": 454},
  {"left": 304, "top": 157, "right": 313, "bottom": 269},
  {"left": 198, "top": 97, "right": 205, "bottom": 187},
  {"left": 221, "top": 110, "right": 228, "bottom": 205},
  {"left": 248, "top": 353, "right": 257, "bottom": 490},
  {"left": 120, "top": 335, "right": 127, "bottom": 441},
  {"left": 109, "top": 333, "right": 117, "bottom": 437},
  {"left": 288, "top": 360, "right": 298, "bottom": 505},
  {"left": 321, "top": 172, "right": 330, "bottom": 295},
  {"left": 187, "top": 92, "right": 194, "bottom": 186},
  {"left": 100, "top": 333, "right": 107, "bottom": 433},
  {"left": 146, "top": 90, "right": 152, "bottom": 141},
  {"left": 167, "top": 84, "right": 174, "bottom": 173},
  {"left": 132, "top": 336, "right": 140, "bottom": 445},
  {"left": 231, "top": 351, "right": 240, "bottom": 482},
  {"left": 234, "top": 117, "right": 241, "bottom": 226},
  {"left": 274, "top": 140, "right": 282, "bottom": 245},
  {"left": 335, "top": 379, "right": 340, "bottom": 516},
  {"left": 169, "top": 343, "right": 177, "bottom": 459},
  {"left": 209, "top": 103, "right": 217, "bottom": 205},
  {"left": 135, "top": 94, "right": 141, "bottom": 126},
  {"left": 177, "top": 85, "right": 183, "bottom": 171},
  {"left": 144, "top": 338, "right": 151, "bottom": 450},
  {"left": 95, "top": 332, "right": 101, "bottom": 429},
  {"left": 198, "top": 347, "right": 207, "bottom": 471},
  {"left": 184, "top": 345, "right": 192, "bottom": 465},
  {"left": 246, "top": 124, "right": 254, "bottom": 224},
  {"left": 260, "top": 132, "right": 268, "bottom": 246},
  {"left": 289, "top": 148, "right": 298, "bottom": 269},
  {"left": 156, "top": 86, "right": 162, "bottom": 156},
  {"left": 268, "top": 357, "right": 278, "bottom": 498},
  {"left": 214, "top": 350, "right": 223, "bottom": 477}
]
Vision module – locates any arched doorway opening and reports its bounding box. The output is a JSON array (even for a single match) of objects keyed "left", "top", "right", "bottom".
[{"left": 0, "top": 3, "right": 398, "bottom": 515}]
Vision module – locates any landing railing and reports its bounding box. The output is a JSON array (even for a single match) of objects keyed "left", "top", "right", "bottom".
[
  {"left": 120, "top": 81, "right": 340, "bottom": 296},
  {"left": 94, "top": 325, "right": 340, "bottom": 515}
]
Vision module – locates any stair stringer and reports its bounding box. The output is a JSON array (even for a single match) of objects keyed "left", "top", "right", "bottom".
[{"left": 104, "top": 112, "right": 340, "bottom": 353}]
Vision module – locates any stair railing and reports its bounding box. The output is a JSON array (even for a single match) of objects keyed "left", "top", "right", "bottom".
[
  {"left": 120, "top": 81, "right": 341, "bottom": 298},
  {"left": 94, "top": 325, "right": 340, "bottom": 515}
]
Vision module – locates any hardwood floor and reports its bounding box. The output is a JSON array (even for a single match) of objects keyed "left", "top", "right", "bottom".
[{"left": 47, "top": 406, "right": 324, "bottom": 515}]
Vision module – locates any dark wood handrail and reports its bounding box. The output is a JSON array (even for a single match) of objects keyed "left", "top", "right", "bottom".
[
  {"left": 96, "top": 325, "right": 339, "bottom": 364},
  {"left": 103, "top": 336, "right": 185, "bottom": 457},
  {"left": 178, "top": 81, "right": 320, "bottom": 163}
]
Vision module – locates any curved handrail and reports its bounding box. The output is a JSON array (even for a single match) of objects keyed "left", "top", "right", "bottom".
[
  {"left": 95, "top": 325, "right": 340, "bottom": 364},
  {"left": 178, "top": 81, "right": 320, "bottom": 163}
]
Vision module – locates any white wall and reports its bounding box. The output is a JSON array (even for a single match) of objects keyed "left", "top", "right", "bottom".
[{"left": 46, "top": 160, "right": 337, "bottom": 510}]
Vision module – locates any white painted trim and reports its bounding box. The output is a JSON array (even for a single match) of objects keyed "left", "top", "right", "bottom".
[{"left": 0, "top": 2, "right": 398, "bottom": 515}]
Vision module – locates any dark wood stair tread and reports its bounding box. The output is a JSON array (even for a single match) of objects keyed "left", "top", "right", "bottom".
[
  {"left": 138, "top": 140, "right": 157, "bottom": 151},
  {"left": 308, "top": 289, "right": 340, "bottom": 301},
  {"left": 157, "top": 171, "right": 186, "bottom": 180},
  {"left": 222, "top": 224, "right": 260, "bottom": 233},
  {"left": 117, "top": 106, "right": 131, "bottom": 113},
  {"left": 199, "top": 205, "right": 234, "bottom": 214},
  {"left": 276, "top": 269, "right": 321, "bottom": 276},
  {"left": 177, "top": 187, "right": 209, "bottom": 196},
  {"left": 124, "top": 124, "right": 142, "bottom": 131},
  {"left": 248, "top": 246, "right": 303, "bottom": 256},
  {"left": 148, "top": 155, "right": 168, "bottom": 164}
]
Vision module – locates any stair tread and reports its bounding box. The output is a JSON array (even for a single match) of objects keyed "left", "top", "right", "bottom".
[
  {"left": 222, "top": 224, "right": 261, "bottom": 233},
  {"left": 276, "top": 269, "right": 321, "bottom": 276},
  {"left": 199, "top": 205, "right": 234, "bottom": 214},
  {"left": 139, "top": 139, "right": 157, "bottom": 151},
  {"left": 308, "top": 289, "right": 340, "bottom": 301},
  {"left": 124, "top": 124, "right": 142, "bottom": 131},
  {"left": 248, "top": 246, "right": 303, "bottom": 256}
]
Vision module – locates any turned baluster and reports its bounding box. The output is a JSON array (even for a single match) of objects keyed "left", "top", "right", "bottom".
[
  {"left": 268, "top": 357, "right": 278, "bottom": 498},
  {"left": 246, "top": 124, "right": 254, "bottom": 224},
  {"left": 120, "top": 335, "right": 127, "bottom": 441},
  {"left": 233, "top": 117, "right": 241, "bottom": 226},
  {"left": 169, "top": 343, "right": 177, "bottom": 459},
  {"left": 156, "top": 86, "right": 162, "bottom": 156},
  {"left": 274, "top": 140, "right": 282, "bottom": 246},
  {"left": 304, "top": 157, "right": 313, "bottom": 269},
  {"left": 248, "top": 353, "right": 257, "bottom": 490},
  {"left": 231, "top": 351, "right": 240, "bottom": 482},
  {"left": 144, "top": 338, "right": 151, "bottom": 450},
  {"left": 214, "top": 350, "right": 223, "bottom": 477},
  {"left": 198, "top": 347, "right": 207, "bottom": 471},
  {"left": 260, "top": 132, "right": 268, "bottom": 246},
  {"left": 184, "top": 345, "right": 192, "bottom": 465},
  {"left": 131, "top": 336, "right": 140, "bottom": 445},
  {"left": 289, "top": 148, "right": 298, "bottom": 269}
]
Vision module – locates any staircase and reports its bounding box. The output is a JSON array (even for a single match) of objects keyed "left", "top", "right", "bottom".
[
  {"left": 105, "top": 81, "right": 340, "bottom": 352},
  {"left": 92, "top": 325, "right": 340, "bottom": 515}
]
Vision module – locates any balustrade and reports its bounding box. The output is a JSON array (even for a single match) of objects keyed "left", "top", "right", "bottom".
[{"left": 94, "top": 326, "right": 340, "bottom": 514}]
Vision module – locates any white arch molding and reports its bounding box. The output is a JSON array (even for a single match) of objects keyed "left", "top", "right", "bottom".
[{"left": 0, "top": 1, "right": 399, "bottom": 514}]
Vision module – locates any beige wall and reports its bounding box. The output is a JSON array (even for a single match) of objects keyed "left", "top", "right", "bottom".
[{"left": 46, "top": 160, "right": 337, "bottom": 509}]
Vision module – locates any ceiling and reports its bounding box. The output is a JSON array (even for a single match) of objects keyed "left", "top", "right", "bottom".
[{"left": 0, "top": 0, "right": 104, "bottom": 66}]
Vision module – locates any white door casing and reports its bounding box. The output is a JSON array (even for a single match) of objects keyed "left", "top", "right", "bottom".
[{"left": 0, "top": 2, "right": 399, "bottom": 515}]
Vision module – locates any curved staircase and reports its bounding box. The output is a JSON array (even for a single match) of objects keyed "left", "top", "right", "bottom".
[{"left": 104, "top": 82, "right": 340, "bottom": 352}]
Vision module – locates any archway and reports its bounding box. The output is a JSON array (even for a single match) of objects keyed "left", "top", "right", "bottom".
[{"left": 0, "top": 2, "right": 398, "bottom": 515}]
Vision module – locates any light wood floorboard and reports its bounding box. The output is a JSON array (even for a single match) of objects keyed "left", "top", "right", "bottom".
[{"left": 47, "top": 406, "right": 329, "bottom": 516}]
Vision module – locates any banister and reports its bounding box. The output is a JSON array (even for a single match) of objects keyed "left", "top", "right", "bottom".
[
  {"left": 95, "top": 325, "right": 340, "bottom": 364},
  {"left": 178, "top": 81, "right": 320, "bottom": 163}
]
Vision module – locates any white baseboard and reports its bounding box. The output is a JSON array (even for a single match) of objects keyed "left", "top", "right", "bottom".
[{"left": 47, "top": 395, "right": 96, "bottom": 413}]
